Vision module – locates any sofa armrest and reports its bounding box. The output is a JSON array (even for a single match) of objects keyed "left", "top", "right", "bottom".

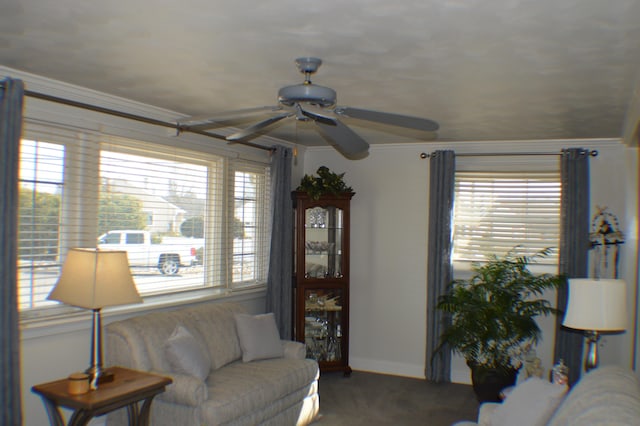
[
  {"left": 282, "top": 340, "right": 306, "bottom": 360},
  {"left": 477, "top": 402, "right": 500, "bottom": 425},
  {"left": 154, "top": 371, "right": 208, "bottom": 407}
]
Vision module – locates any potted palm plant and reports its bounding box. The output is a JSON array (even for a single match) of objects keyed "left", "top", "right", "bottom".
[{"left": 436, "top": 247, "right": 564, "bottom": 402}]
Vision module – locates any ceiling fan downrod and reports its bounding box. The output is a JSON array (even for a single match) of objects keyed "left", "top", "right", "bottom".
[{"left": 296, "top": 57, "right": 322, "bottom": 85}]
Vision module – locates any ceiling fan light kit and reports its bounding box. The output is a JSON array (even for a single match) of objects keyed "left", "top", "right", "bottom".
[{"left": 191, "top": 57, "right": 439, "bottom": 159}]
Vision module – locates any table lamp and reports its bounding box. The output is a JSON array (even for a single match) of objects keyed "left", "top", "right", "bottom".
[
  {"left": 562, "top": 278, "right": 627, "bottom": 372},
  {"left": 48, "top": 248, "right": 142, "bottom": 390}
]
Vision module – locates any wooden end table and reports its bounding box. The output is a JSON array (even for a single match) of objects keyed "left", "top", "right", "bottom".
[{"left": 32, "top": 366, "right": 172, "bottom": 426}]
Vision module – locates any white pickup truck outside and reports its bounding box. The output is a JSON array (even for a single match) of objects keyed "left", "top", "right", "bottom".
[{"left": 98, "top": 230, "right": 200, "bottom": 275}]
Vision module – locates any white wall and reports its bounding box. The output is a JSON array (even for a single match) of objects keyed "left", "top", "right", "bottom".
[
  {"left": 590, "top": 146, "right": 638, "bottom": 370},
  {"left": 303, "top": 138, "right": 638, "bottom": 383}
]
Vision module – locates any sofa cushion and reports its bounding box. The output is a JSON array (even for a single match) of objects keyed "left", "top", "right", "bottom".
[
  {"left": 156, "top": 372, "right": 208, "bottom": 407},
  {"left": 235, "top": 313, "right": 284, "bottom": 362},
  {"left": 200, "top": 357, "right": 319, "bottom": 425},
  {"left": 108, "top": 309, "right": 191, "bottom": 373},
  {"left": 185, "top": 302, "right": 246, "bottom": 370},
  {"left": 490, "top": 377, "right": 567, "bottom": 426},
  {"left": 165, "top": 325, "right": 211, "bottom": 380}
]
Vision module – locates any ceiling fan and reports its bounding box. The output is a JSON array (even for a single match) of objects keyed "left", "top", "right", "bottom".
[{"left": 182, "top": 57, "right": 439, "bottom": 158}]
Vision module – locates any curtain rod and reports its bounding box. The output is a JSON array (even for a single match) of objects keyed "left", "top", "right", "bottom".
[
  {"left": 419, "top": 150, "right": 598, "bottom": 159},
  {"left": 2, "top": 82, "right": 273, "bottom": 152}
]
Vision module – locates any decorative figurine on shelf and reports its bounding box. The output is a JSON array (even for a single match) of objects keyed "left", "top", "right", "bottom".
[
  {"left": 526, "top": 358, "right": 544, "bottom": 379},
  {"left": 551, "top": 359, "right": 569, "bottom": 386},
  {"left": 523, "top": 346, "right": 545, "bottom": 379},
  {"left": 589, "top": 206, "right": 625, "bottom": 278}
]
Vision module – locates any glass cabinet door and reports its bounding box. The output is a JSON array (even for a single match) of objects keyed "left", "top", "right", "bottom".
[
  {"left": 293, "top": 191, "right": 353, "bottom": 374},
  {"left": 304, "top": 206, "right": 344, "bottom": 279},
  {"left": 303, "top": 288, "right": 344, "bottom": 362}
]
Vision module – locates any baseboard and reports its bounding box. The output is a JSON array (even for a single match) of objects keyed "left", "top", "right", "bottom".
[
  {"left": 349, "top": 356, "right": 473, "bottom": 385},
  {"left": 349, "top": 357, "right": 426, "bottom": 379}
]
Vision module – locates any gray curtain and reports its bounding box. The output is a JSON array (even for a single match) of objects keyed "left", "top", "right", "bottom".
[
  {"left": 265, "top": 146, "right": 294, "bottom": 340},
  {"left": 425, "top": 150, "right": 456, "bottom": 382},
  {"left": 553, "top": 148, "right": 591, "bottom": 386},
  {"left": 0, "top": 78, "right": 24, "bottom": 426}
]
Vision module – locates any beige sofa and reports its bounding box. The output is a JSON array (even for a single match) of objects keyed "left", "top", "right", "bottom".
[
  {"left": 105, "top": 302, "right": 319, "bottom": 426},
  {"left": 455, "top": 365, "right": 640, "bottom": 426}
]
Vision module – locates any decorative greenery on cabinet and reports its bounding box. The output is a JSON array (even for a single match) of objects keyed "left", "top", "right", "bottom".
[{"left": 296, "top": 166, "right": 353, "bottom": 200}]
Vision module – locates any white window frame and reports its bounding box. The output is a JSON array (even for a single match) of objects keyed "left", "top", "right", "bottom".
[
  {"left": 18, "top": 122, "right": 272, "bottom": 321},
  {"left": 228, "top": 161, "right": 271, "bottom": 288}
]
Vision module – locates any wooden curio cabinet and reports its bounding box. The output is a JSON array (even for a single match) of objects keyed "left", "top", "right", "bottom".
[{"left": 293, "top": 191, "right": 353, "bottom": 375}]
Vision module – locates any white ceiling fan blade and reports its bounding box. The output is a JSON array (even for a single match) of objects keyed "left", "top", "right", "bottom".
[
  {"left": 226, "top": 112, "right": 294, "bottom": 141},
  {"left": 334, "top": 107, "right": 439, "bottom": 132},
  {"left": 314, "top": 119, "right": 369, "bottom": 157},
  {"left": 297, "top": 104, "right": 338, "bottom": 125},
  {"left": 180, "top": 106, "right": 283, "bottom": 130}
]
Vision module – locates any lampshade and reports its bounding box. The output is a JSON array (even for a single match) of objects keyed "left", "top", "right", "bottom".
[
  {"left": 48, "top": 248, "right": 142, "bottom": 309},
  {"left": 562, "top": 278, "right": 627, "bottom": 331}
]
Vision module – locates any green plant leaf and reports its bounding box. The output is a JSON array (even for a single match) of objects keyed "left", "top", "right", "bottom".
[
  {"left": 435, "top": 247, "right": 565, "bottom": 370},
  {"left": 296, "top": 166, "right": 353, "bottom": 200}
]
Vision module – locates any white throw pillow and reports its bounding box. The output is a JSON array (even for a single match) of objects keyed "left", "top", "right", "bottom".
[
  {"left": 491, "top": 377, "right": 568, "bottom": 426},
  {"left": 234, "top": 313, "right": 284, "bottom": 362},
  {"left": 165, "top": 325, "right": 211, "bottom": 380}
]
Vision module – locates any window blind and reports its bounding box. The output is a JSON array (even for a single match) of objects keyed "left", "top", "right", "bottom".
[
  {"left": 18, "top": 125, "right": 271, "bottom": 316},
  {"left": 452, "top": 171, "right": 561, "bottom": 264}
]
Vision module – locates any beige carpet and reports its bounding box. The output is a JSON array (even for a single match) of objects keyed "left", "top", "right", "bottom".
[{"left": 314, "top": 370, "right": 479, "bottom": 425}]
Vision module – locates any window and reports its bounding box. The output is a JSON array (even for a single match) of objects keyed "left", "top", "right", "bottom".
[
  {"left": 18, "top": 126, "right": 271, "bottom": 317},
  {"left": 452, "top": 170, "right": 561, "bottom": 264},
  {"left": 18, "top": 140, "right": 65, "bottom": 311},
  {"left": 231, "top": 163, "right": 270, "bottom": 285}
]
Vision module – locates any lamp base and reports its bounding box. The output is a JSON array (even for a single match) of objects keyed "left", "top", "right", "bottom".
[
  {"left": 584, "top": 331, "right": 600, "bottom": 372},
  {"left": 96, "top": 370, "right": 115, "bottom": 385},
  {"left": 85, "top": 367, "right": 115, "bottom": 389}
]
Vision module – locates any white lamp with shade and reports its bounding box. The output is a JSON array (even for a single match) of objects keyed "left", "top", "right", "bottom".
[
  {"left": 47, "top": 248, "right": 142, "bottom": 390},
  {"left": 562, "top": 278, "right": 627, "bottom": 372}
]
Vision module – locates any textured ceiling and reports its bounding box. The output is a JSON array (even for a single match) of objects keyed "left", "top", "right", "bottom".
[{"left": 2, "top": 0, "right": 640, "bottom": 147}]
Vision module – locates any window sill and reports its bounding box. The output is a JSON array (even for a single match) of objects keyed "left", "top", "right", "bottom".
[{"left": 20, "top": 285, "right": 267, "bottom": 341}]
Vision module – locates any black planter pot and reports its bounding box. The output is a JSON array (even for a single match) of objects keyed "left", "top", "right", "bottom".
[{"left": 469, "top": 363, "right": 520, "bottom": 403}]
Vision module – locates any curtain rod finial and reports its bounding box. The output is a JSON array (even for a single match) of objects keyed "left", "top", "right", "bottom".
[{"left": 420, "top": 152, "right": 429, "bottom": 159}]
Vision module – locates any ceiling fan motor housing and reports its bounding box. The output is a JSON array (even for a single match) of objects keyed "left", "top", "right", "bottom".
[{"left": 278, "top": 84, "right": 337, "bottom": 108}]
